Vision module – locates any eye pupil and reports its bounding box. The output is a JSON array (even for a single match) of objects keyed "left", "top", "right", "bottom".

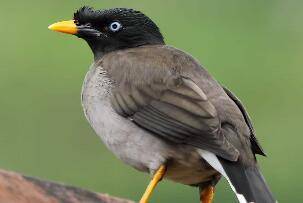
[{"left": 110, "top": 22, "right": 122, "bottom": 32}]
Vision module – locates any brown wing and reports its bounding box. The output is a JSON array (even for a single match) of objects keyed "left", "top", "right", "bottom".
[
  {"left": 110, "top": 76, "right": 239, "bottom": 161},
  {"left": 100, "top": 45, "right": 244, "bottom": 161},
  {"left": 222, "top": 86, "right": 266, "bottom": 156}
]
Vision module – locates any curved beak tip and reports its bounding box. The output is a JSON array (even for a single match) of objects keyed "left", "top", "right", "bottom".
[{"left": 48, "top": 20, "right": 78, "bottom": 35}]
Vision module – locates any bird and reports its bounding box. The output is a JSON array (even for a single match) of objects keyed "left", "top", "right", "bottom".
[{"left": 48, "top": 6, "right": 276, "bottom": 203}]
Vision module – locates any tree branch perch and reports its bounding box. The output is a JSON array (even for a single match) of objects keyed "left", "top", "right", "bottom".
[{"left": 0, "top": 169, "right": 134, "bottom": 203}]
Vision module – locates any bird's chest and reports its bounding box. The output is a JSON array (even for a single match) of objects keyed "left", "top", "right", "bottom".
[
  {"left": 81, "top": 65, "right": 130, "bottom": 148},
  {"left": 81, "top": 65, "right": 167, "bottom": 172}
]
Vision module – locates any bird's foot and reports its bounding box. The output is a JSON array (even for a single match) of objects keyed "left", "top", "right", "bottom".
[
  {"left": 200, "top": 186, "right": 215, "bottom": 203},
  {"left": 139, "top": 165, "right": 166, "bottom": 203}
]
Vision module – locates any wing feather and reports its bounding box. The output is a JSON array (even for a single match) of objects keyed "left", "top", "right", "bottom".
[
  {"left": 111, "top": 77, "right": 239, "bottom": 161},
  {"left": 101, "top": 45, "right": 242, "bottom": 161}
]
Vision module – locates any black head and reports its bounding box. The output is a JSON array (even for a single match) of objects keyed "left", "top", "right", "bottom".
[{"left": 69, "top": 7, "right": 164, "bottom": 58}]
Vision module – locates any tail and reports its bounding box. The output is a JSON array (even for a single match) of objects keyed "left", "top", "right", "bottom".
[{"left": 199, "top": 150, "right": 276, "bottom": 203}]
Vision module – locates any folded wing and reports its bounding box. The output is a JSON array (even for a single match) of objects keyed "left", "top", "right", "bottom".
[{"left": 111, "top": 76, "right": 239, "bottom": 161}]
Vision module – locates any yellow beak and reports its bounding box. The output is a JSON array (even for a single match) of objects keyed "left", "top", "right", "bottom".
[{"left": 48, "top": 20, "right": 78, "bottom": 35}]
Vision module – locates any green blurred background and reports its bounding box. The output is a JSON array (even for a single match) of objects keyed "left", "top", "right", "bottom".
[{"left": 0, "top": 0, "right": 302, "bottom": 202}]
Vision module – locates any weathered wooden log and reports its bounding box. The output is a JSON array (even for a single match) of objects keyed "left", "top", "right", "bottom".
[{"left": 0, "top": 169, "right": 134, "bottom": 203}]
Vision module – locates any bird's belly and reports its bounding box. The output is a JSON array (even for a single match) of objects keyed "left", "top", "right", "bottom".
[
  {"left": 82, "top": 94, "right": 215, "bottom": 185},
  {"left": 83, "top": 93, "right": 217, "bottom": 185},
  {"left": 165, "top": 151, "right": 218, "bottom": 185}
]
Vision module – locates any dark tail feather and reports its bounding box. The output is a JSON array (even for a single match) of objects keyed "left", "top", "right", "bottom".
[{"left": 219, "top": 158, "right": 276, "bottom": 203}]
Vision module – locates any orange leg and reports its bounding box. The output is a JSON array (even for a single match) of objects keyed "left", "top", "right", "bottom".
[
  {"left": 139, "top": 165, "right": 166, "bottom": 203},
  {"left": 200, "top": 186, "right": 215, "bottom": 203}
]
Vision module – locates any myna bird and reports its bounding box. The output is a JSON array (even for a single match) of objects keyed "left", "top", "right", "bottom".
[{"left": 48, "top": 6, "right": 276, "bottom": 203}]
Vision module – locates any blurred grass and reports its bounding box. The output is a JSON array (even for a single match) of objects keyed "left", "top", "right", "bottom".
[{"left": 0, "top": 0, "right": 302, "bottom": 202}]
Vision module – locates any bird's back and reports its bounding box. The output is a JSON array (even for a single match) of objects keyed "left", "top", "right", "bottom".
[{"left": 100, "top": 45, "right": 251, "bottom": 137}]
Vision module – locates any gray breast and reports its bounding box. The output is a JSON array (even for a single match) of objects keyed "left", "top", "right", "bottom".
[{"left": 81, "top": 63, "right": 218, "bottom": 185}]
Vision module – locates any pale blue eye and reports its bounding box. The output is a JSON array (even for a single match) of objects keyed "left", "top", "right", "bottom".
[{"left": 109, "top": 22, "right": 122, "bottom": 32}]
